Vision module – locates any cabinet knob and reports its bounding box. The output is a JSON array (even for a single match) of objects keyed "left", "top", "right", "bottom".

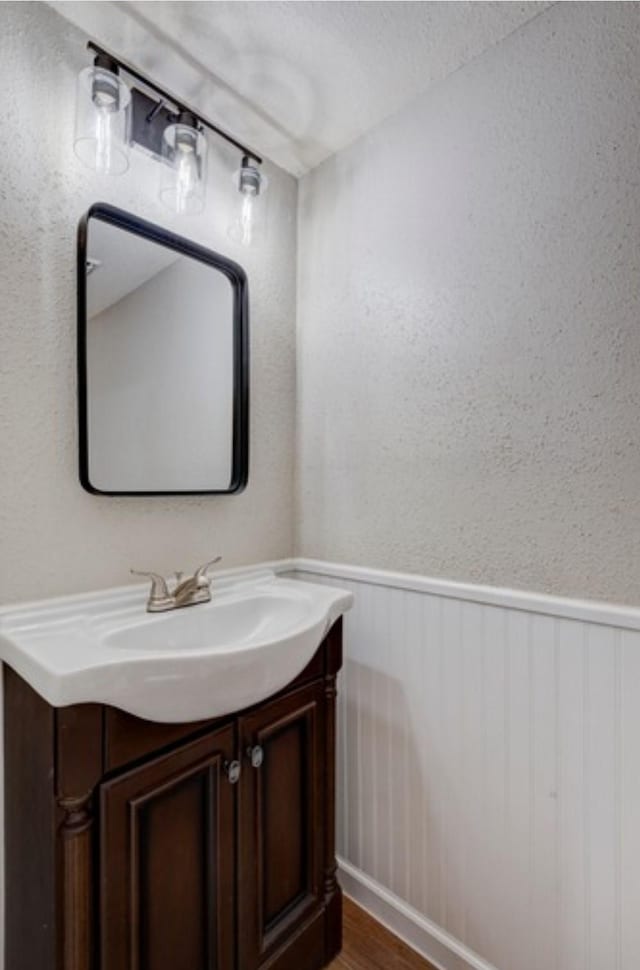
[
  {"left": 224, "top": 759, "right": 241, "bottom": 784},
  {"left": 246, "top": 745, "right": 264, "bottom": 769}
]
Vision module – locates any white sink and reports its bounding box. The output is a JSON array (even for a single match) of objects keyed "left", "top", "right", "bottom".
[{"left": 0, "top": 569, "right": 353, "bottom": 722}]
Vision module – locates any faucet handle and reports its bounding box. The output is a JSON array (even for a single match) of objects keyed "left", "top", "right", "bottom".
[
  {"left": 130, "top": 570, "right": 175, "bottom": 612},
  {"left": 194, "top": 557, "right": 222, "bottom": 584}
]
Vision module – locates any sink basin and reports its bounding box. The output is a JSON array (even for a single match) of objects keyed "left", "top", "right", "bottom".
[
  {"left": 0, "top": 569, "right": 353, "bottom": 722},
  {"left": 104, "top": 593, "right": 317, "bottom": 654}
]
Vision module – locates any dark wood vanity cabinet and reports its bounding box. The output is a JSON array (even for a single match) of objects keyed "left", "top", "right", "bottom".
[
  {"left": 4, "top": 620, "right": 343, "bottom": 970},
  {"left": 239, "top": 680, "right": 327, "bottom": 970},
  {"left": 100, "top": 723, "right": 237, "bottom": 970}
]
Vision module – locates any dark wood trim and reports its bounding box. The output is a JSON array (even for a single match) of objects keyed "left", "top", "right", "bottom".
[
  {"left": 56, "top": 704, "right": 104, "bottom": 795},
  {"left": 323, "top": 618, "right": 343, "bottom": 962},
  {"left": 99, "top": 724, "right": 235, "bottom": 970},
  {"left": 55, "top": 704, "right": 103, "bottom": 970},
  {"left": 259, "top": 906, "right": 327, "bottom": 970},
  {"left": 4, "top": 667, "right": 58, "bottom": 970},
  {"left": 238, "top": 679, "right": 326, "bottom": 968},
  {"left": 58, "top": 793, "right": 94, "bottom": 970},
  {"left": 323, "top": 618, "right": 343, "bottom": 680}
]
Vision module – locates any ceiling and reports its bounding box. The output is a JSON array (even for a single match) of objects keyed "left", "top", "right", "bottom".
[
  {"left": 50, "top": 1, "right": 552, "bottom": 176},
  {"left": 86, "top": 219, "right": 180, "bottom": 318}
]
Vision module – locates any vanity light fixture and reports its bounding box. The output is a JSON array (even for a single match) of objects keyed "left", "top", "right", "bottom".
[
  {"left": 159, "top": 110, "right": 207, "bottom": 215},
  {"left": 228, "top": 154, "right": 268, "bottom": 247},
  {"left": 74, "top": 53, "right": 131, "bottom": 175},
  {"left": 74, "top": 41, "right": 266, "bottom": 233}
]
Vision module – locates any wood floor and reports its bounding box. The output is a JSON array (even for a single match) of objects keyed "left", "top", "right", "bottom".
[{"left": 329, "top": 898, "right": 437, "bottom": 970}]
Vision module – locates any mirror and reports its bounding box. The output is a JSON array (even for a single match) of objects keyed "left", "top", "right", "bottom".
[{"left": 77, "top": 204, "right": 248, "bottom": 495}]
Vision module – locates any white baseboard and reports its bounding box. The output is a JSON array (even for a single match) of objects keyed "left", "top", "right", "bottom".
[{"left": 337, "top": 857, "right": 500, "bottom": 970}]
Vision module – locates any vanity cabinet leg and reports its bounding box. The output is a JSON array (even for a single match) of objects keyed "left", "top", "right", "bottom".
[
  {"left": 4, "top": 667, "right": 58, "bottom": 970},
  {"left": 59, "top": 794, "right": 95, "bottom": 970},
  {"left": 323, "top": 619, "right": 343, "bottom": 963},
  {"left": 56, "top": 704, "right": 103, "bottom": 970}
]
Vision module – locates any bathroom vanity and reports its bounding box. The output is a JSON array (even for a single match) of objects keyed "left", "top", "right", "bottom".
[{"left": 1, "top": 573, "right": 352, "bottom": 970}]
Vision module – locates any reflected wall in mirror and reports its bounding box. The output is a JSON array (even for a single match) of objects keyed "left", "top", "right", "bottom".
[{"left": 78, "top": 204, "right": 248, "bottom": 495}]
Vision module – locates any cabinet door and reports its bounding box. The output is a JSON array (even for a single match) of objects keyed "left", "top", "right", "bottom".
[
  {"left": 100, "top": 724, "right": 236, "bottom": 970},
  {"left": 239, "top": 681, "right": 326, "bottom": 970}
]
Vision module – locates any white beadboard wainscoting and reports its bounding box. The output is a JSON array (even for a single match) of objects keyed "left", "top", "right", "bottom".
[{"left": 291, "top": 560, "right": 640, "bottom": 970}]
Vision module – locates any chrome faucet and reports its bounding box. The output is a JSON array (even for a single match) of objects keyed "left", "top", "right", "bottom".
[{"left": 132, "top": 558, "right": 222, "bottom": 612}]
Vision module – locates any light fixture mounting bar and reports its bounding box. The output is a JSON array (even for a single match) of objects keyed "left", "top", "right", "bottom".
[{"left": 86, "top": 40, "right": 263, "bottom": 164}]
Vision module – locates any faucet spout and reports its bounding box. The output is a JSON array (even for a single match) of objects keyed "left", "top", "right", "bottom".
[
  {"left": 174, "top": 557, "right": 222, "bottom": 607},
  {"left": 133, "top": 558, "right": 223, "bottom": 612},
  {"left": 130, "top": 570, "right": 175, "bottom": 612},
  {"left": 194, "top": 557, "right": 222, "bottom": 582}
]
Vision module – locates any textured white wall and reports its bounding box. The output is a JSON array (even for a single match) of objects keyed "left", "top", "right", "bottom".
[
  {"left": 296, "top": 1, "right": 640, "bottom": 605},
  {"left": 0, "top": 2, "right": 297, "bottom": 605}
]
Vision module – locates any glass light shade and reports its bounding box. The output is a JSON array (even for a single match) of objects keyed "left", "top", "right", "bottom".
[
  {"left": 74, "top": 66, "right": 131, "bottom": 176},
  {"left": 159, "top": 122, "right": 207, "bottom": 215},
  {"left": 228, "top": 160, "right": 268, "bottom": 247}
]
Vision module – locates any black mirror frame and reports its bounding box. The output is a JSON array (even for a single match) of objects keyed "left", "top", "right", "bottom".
[{"left": 77, "top": 203, "right": 249, "bottom": 496}]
